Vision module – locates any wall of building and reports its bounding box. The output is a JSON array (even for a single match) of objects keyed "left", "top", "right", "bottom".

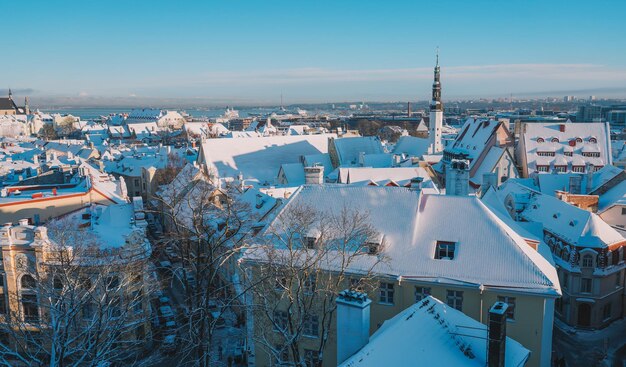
[{"left": 600, "top": 205, "right": 626, "bottom": 228}]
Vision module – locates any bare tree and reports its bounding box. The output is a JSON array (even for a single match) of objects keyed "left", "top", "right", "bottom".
[
  {"left": 241, "top": 203, "right": 386, "bottom": 367},
  {"left": 0, "top": 218, "right": 156, "bottom": 367},
  {"left": 153, "top": 168, "right": 259, "bottom": 366}
]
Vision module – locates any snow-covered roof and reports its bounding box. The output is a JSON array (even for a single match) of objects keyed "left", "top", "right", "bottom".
[
  {"left": 447, "top": 118, "right": 503, "bottom": 163},
  {"left": 249, "top": 185, "right": 560, "bottom": 296},
  {"left": 339, "top": 296, "right": 530, "bottom": 367},
  {"left": 392, "top": 135, "right": 430, "bottom": 158},
  {"left": 522, "top": 122, "right": 611, "bottom": 173},
  {"left": 336, "top": 167, "right": 439, "bottom": 194},
  {"left": 198, "top": 134, "right": 335, "bottom": 185},
  {"left": 598, "top": 180, "right": 626, "bottom": 212},
  {"left": 302, "top": 153, "right": 333, "bottom": 177},
  {"left": 471, "top": 146, "right": 505, "bottom": 185},
  {"left": 278, "top": 163, "right": 305, "bottom": 185},
  {"left": 495, "top": 181, "right": 626, "bottom": 248},
  {"left": 333, "top": 136, "right": 384, "bottom": 166}
]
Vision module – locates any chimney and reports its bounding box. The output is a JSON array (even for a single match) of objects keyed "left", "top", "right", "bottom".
[
  {"left": 559, "top": 124, "right": 566, "bottom": 132},
  {"left": 586, "top": 163, "right": 594, "bottom": 194},
  {"left": 358, "top": 152, "right": 365, "bottom": 167},
  {"left": 304, "top": 164, "right": 324, "bottom": 185},
  {"left": 481, "top": 172, "right": 498, "bottom": 196},
  {"left": 255, "top": 193, "right": 264, "bottom": 209},
  {"left": 392, "top": 154, "right": 402, "bottom": 167},
  {"left": 409, "top": 176, "right": 424, "bottom": 192},
  {"left": 569, "top": 175, "right": 582, "bottom": 195},
  {"left": 336, "top": 290, "right": 371, "bottom": 365},
  {"left": 445, "top": 159, "right": 470, "bottom": 196},
  {"left": 487, "top": 301, "right": 508, "bottom": 367}
]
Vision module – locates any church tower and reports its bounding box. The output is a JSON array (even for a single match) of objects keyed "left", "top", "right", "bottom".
[{"left": 429, "top": 50, "right": 443, "bottom": 154}]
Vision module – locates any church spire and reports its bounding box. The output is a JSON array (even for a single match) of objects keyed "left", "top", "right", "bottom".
[
  {"left": 8, "top": 88, "right": 12, "bottom": 100},
  {"left": 430, "top": 48, "right": 442, "bottom": 112}
]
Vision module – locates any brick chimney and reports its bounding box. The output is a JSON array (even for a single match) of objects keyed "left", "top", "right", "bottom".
[
  {"left": 559, "top": 124, "right": 566, "bottom": 132},
  {"left": 488, "top": 301, "right": 508, "bottom": 367},
  {"left": 336, "top": 290, "right": 371, "bottom": 365}
]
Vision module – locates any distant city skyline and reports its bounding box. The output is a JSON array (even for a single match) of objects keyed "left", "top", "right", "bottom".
[{"left": 3, "top": 0, "right": 626, "bottom": 105}]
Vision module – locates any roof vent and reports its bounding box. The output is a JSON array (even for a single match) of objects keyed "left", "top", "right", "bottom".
[{"left": 553, "top": 213, "right": 560, "bottom": 219}]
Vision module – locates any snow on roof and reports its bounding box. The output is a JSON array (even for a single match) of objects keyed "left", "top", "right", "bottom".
[
  {"left": 471, "top": 146, "right": 505, "bottom": 185},
  {"left": 278, "top": 163, "right": 305, "bottom": 185},
  {"left": 519, "top": 189, "right": 624, "bottom": 248},
  {"left": 127, "top": 122, "right": 161, "bottom": 139},
  {"left": 199, "top": 134, "right": 335, "bottom": 185},
  {"left": 333, "top": 136, "right": 384, "bottom": 166},
  {"left": 339, "top": 296, "right": 530, "bottom": 367},
  {"left": 392, "top": 135, "right": 430, "bottom": 158},
  {"left": 303, "top": 153, "right": 333, "bottom": 176},
  {"left": 447, "top": 118, "right": 502, "bottom": 163},
  {"left": 522, "top": 122, "right": 611, "bottom": 173},
  {"left": 598, "top": 180, "right": 626, "bottom": 212},
  {"left": 362, "top": 153, "right": 392, "bottom": 168},
  {"left": 251, "top": 185, "right": 559, "bottom": 295},
  {"left": 336, "top": 167, "right": 439, "bottom": 193}
]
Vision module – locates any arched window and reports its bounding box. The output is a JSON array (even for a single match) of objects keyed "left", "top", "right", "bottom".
[
  {"left": 589, "top": 137, "right": 597, "bottom": 143},
  {"left": 551, "top": 138, "right": 560, "bottom": 143},
  {"left": 21, "top": 275, "right": 36, "bottom": 290},
  {"left": 576, "top": 137, "right": 583, "bottom": 143},
  {"left": 582, "top": 254, "right": 594, "bottom": 268},
  {"left": 536, "top": 137, "right": 545, "bottom": 143}
]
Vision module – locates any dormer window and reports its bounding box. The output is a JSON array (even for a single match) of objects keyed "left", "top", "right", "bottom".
[
  {"left": 551, "top": 138, "right": 560, "bottom": 143},
  {"left": 367, "top": 234, "right": 385, "bottom": 255},
  {"left": 589, "top": 137, "right": 597, "bottom": 143},
  {"left": 576, "top": 137, "right": 583, "bottom": 143},
  {"left": 536, "top": 137, "right": 545, "bottom": 143},
  {"left": 435, "top": 241, "right": 456, "bottom": 260},
  {"left": 304, "top": 237, "right": 318, "bottom": 249},
  {"left": 582, "top": 254, "right": 594, "bottom": 268}
]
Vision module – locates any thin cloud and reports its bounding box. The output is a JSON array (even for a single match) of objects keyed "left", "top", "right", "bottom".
[{"left": 194, "top": 64, "right": 626, "bottom": 85}]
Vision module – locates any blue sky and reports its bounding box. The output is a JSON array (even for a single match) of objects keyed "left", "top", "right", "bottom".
[{"left": 3, "top": 0, "right": 626, "bottom": 104}]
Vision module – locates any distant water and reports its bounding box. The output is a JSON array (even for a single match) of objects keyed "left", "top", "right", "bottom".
[{"left": 42, "top": 107, "right": 279, "bottom": 120}]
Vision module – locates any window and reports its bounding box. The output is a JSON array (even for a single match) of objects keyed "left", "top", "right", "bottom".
[
  {"left": 303, "top": 314, "right": 319, "bottom": 338},
  {"left": 106, "top": 276, "right": 120, "bottom": 290},
  {"left": 275, "top": 277, "right": 287, "bottom": 292},
  {"left": 576, "top": 137, "right": 583, "bottom": 143},
  {"left": 53, "top": 276, "right": 63, "bottom": 290},
  {"left": 497, "top": 296, "right": 516, "bottom": 320},
  {"left": 554, "top": 165, "right": 567, "bottom": 173},
  {"left": 273, "top": 310, "right": 288, "bottom": 331},
  {"left": 446, "top": 290, "right": 463, "bottom": 311},
  {"left": 551, "top": 138, "right": 560, "bottom": 143},
  {"left": 110, "top": 296, "right": 121, "bottom": 318},
  {"left": 415, "top": 286, "right": 431, "bottom": 302},
  {"left": 537, "top": 165, "right": 549, "bottom": 172},
  {"left": 589, "top": 137, "right": 597, "bottom": 143},
  {"left": 133, "top": 178, "right": 140, "bottom": 186},
  {"left": 274, "top": 344, "right": 289, "bottom": 365},
  {"left": 581, "top": 278, "right": 592, "bottom": 293},
  {"left": 303, "top": 275, "right": 316, "bottom": 295},
  {"left": 304, "top": 237, "right": 317, "bottom": 249},
  {"left": 83, "top": 302, "right": 94, "bottom": 320},
  {"left": 572, "top": 166, "right": 585, "bottom": 173},
  {"left": 22, "top": 294, "right": 39, "bottom": 323},
  {"left": 21, "top": 275, "right": 36, "bottom": 290},
  {"left": 379, "top": 282, "right": 394, "bottom": 304},
  {"left": 603, "top": 303, "right": 612, "bottom": 320},
  {"left": 564, "top": 151, "right": 573, "bottom": 157},
  {"left": 582, "top": 254, "right": 594, "bottom": 268},
  {"left": 536, "top": 137, "right": 545, "bottom": 143},
  {"left": 304, "top": 349, "right": 320, "bottom": 367},
  {"left": 616, "top": 272, "right": 622, "bottom": 288},
  {"left": 622, "top": 207, "right": 626, "bottom": 215},
  {"left": 435, "top": 241, "right": 456, "bottom": 260},
  {"left": 0, "top": 293, "right": 6, "bottom": 315},
  {"left": 537, "top": 151, "right": 555, "bottom": 157},
  {"left": 562, "top": 274, "right": 569, "bottom": 290},
  {"left": 132, "top": 290, "right": 143, "bottom": 314}
]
